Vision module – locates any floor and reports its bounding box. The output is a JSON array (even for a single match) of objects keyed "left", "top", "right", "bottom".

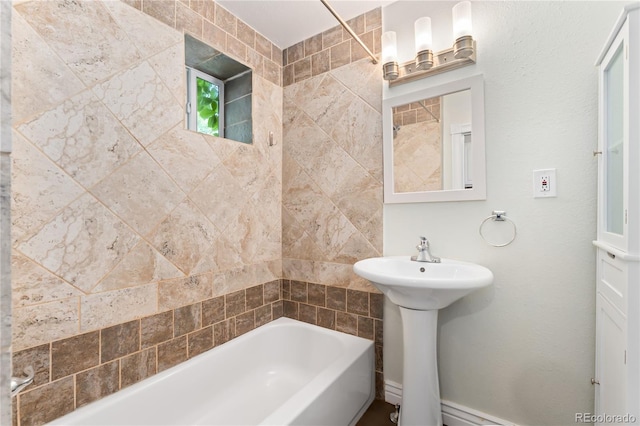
[{"left": 357, "top": 400, "right": 397, "bottom": 426}]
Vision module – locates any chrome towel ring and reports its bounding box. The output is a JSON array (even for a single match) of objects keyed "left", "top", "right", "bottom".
[{"left": 479, "top": 210, "right": 517, "bottom": 247}]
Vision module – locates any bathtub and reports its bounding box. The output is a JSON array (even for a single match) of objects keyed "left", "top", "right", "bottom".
[{"left": 50, "top": 317, "right": 375, "bottom": 425}]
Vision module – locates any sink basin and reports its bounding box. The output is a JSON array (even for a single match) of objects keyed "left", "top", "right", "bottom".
[{"left": 353, "top": 256, "right": 493, "bottom": 310}]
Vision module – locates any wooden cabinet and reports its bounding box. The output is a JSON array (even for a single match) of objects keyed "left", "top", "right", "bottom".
[{"left": 594, "top": 4, "right": 640, "bottom": 423}]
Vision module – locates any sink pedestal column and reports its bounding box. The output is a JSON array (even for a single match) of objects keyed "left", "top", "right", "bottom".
[{"left": 398, "top": 307, "right": 442, "bottom": 426}]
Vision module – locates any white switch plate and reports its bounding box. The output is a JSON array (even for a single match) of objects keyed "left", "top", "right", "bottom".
[{"left": 533, "top": 168, "right": 557, "bottom": 198}]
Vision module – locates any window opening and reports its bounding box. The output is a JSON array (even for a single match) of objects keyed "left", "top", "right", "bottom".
[{"left": 186, "top": 66, "right": 224, "bottom": 137}]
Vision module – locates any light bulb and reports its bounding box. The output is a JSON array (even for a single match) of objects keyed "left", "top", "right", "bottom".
[
  {"left": 414, "top": 17, "right": 433, "bottom": 53},
  {"left": 452, "top": 1, "right": 473, "bottom": 40},
  {"left": 381, "top": 31, "right": 398, "bottom": 64}
]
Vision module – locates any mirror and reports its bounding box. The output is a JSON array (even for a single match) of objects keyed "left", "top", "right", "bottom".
[
  {"left": 185, "top": 34, "right": 253, "bottom": 144},
  {"left": 383, "top": 74, "right": 486, "bottom": 203}
]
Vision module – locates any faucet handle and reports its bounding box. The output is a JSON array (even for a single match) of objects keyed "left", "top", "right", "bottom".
[{"left": 416, "top": 236, "right": 428, "bottom": 251}]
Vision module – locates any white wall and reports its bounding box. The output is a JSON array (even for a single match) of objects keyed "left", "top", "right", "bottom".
[{"left": 382, "top": 2, "right": 627, "bottom": 424}]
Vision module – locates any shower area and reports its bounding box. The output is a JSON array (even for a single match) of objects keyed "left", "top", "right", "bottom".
[{"left": 0, "top": 0, "right": 385, "bottom": 424}]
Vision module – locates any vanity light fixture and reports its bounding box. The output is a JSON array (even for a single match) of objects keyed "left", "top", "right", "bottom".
[
  {"left": 381, "top": 31, "right": 399, "bottom": 80},
  {"left": 382, "top": 1, "right": 477, "bottom": 86}
]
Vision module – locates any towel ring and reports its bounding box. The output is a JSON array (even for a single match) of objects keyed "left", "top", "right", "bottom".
[{"left": 479, "top": 210, "right": 517, "bottom": 247}]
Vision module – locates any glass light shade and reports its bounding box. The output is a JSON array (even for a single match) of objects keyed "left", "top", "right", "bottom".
[
  {"left": 381, "top": 31, "right": 398, "bottom": 64},
  {"left": 414, "top": 17, "right": 433, "bottom": 52},
  {"left": 452, "top": 1, "right": 473, "bottom": 39}
]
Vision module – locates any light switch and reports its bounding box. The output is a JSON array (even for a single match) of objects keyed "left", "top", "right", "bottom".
[{"left": 533, "top": 169, "right": 557, "bottom": 198}]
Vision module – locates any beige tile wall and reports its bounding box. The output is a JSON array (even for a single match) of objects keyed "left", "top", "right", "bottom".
[
  {"left": 282, "top": 59, "right": 384, "bottom": 292},
  {"left": 130, "top": 0, "right": 282, "bottom": 86},
  {"left": 11, "top": 0, "right": 282, "bottom": 352},
  {"left": 11, "top": 0, "right": 385, "bottom": 423},
  {"left": 281, "top": 8, "right": 383, "bottom": 291},
  {"left": 282, "top": 9, "right": 382, "bottom": 87}
]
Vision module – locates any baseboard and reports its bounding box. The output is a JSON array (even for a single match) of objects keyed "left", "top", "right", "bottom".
[
  {"left": 441, "top": 400, "right": 516, "bottom": 426},
  {"left": 384, "top": 381, "right": 517, "bottom": 426},
  {"left": 384, "top": 380, "right": 403, "bottom": 406}
]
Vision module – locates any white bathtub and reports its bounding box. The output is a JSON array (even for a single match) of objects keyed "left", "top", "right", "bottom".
[{"left": 50, "top": 317, "right": 375, "bottom": 425}]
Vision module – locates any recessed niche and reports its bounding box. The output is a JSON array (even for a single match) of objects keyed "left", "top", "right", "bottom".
[{"left": 184, "top": 34, "right": 253, "bottom": 144}]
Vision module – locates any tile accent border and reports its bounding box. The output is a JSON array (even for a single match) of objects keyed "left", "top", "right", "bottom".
[
  {"left": 282, "top": 8, "right": 382, "bottom": 86},
  {"left": 12, "top": 280, "right": 384, "bottom": 425}
]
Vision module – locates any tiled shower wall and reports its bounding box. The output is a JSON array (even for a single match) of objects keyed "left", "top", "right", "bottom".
[
  {"left": 11, "top": 0, "right": 283, "bottom": 351},
  {"left": 9, "top": 0, "right": 385, "bottom": 423},
  {"left": 10, "top": 0, "right": 282, "bottom": 422},
  {"left": 282, "top": 25, "right": 384, "bottom": 294},
  {"left": 281, "top": 9, "right": 385, "bottom": 397}
]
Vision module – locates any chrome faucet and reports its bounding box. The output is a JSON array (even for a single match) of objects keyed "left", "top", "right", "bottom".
[
  {"left": 411, "top": 236, "right": 441, "bottom": 263},
  {"left": 11, "top": 366, "right": 34, "bottom": 397}
]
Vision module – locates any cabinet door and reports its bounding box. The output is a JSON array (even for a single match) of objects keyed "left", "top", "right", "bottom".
[
  {"left": 597, "top": 19, "right": 628, "bottom": 251},
  {"left": 595, "top": 293, "right": 627, "bottom": 423}
]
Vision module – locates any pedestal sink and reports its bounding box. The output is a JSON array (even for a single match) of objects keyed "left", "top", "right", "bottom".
[{"left": 353, "top": 256, "right": 493, "bottom": 426}]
